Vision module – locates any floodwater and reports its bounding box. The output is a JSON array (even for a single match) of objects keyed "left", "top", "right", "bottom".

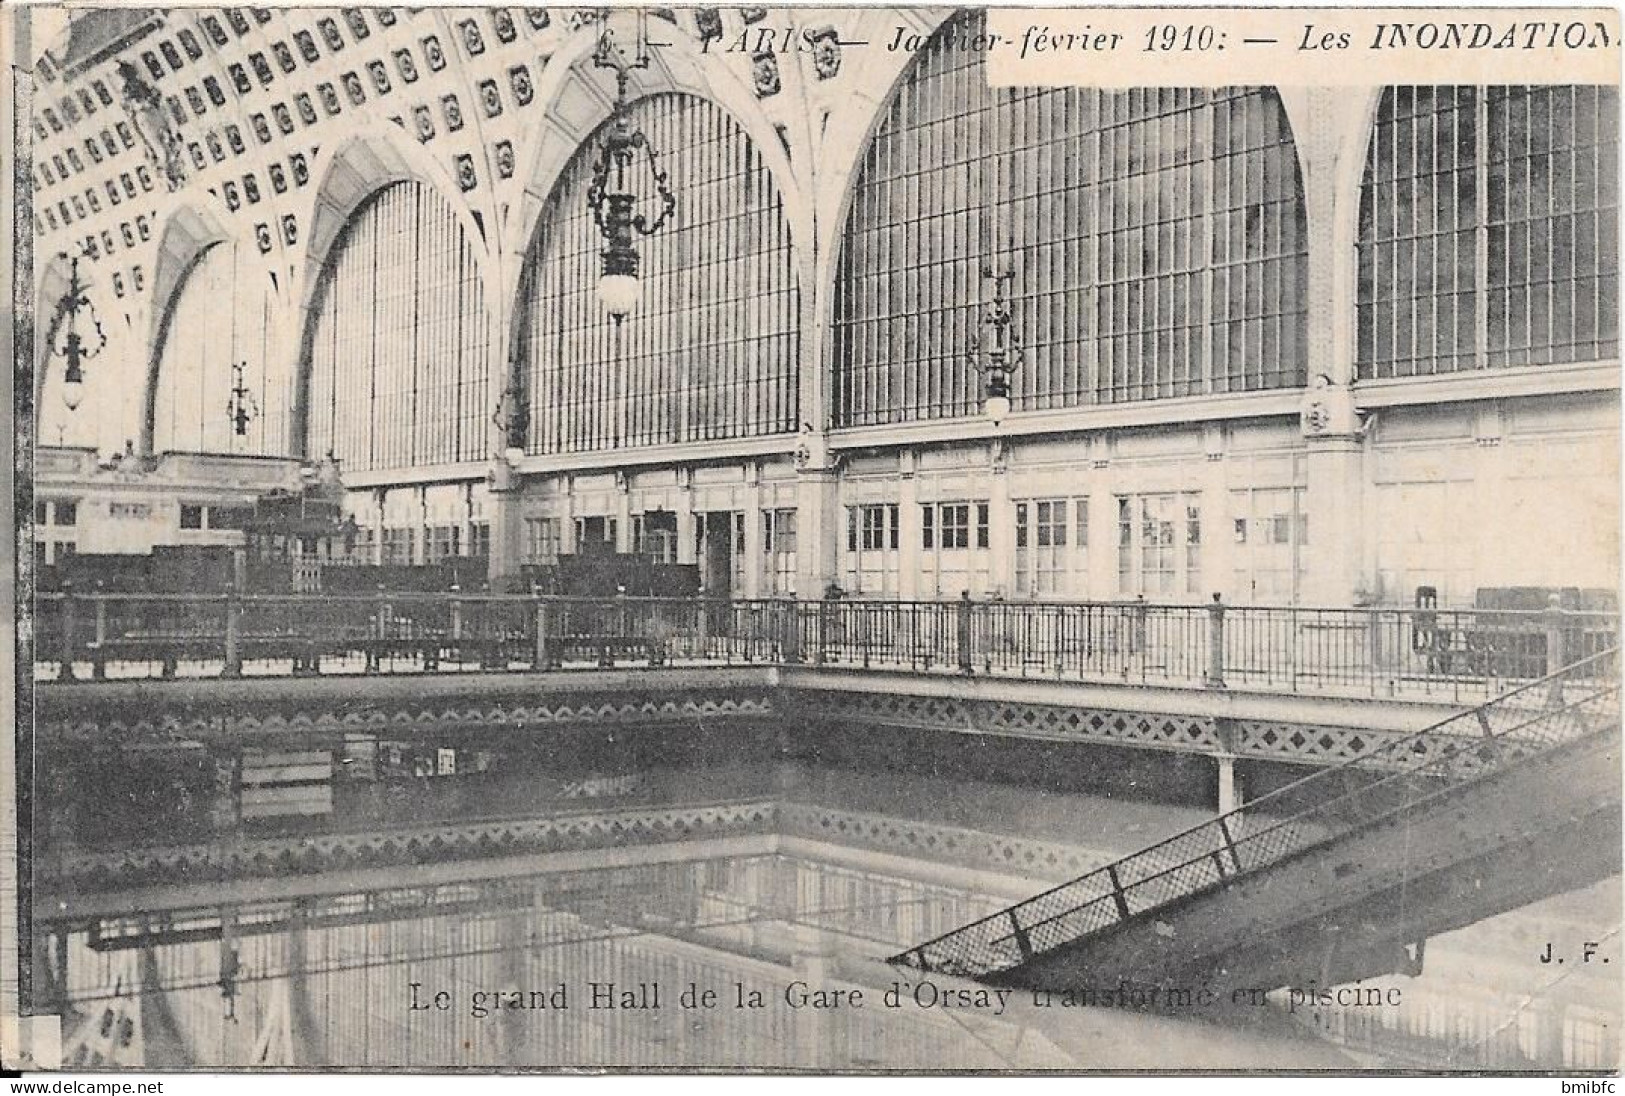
[{"left": 31, "top": 727, "right": 1622, "bottom": 1071}]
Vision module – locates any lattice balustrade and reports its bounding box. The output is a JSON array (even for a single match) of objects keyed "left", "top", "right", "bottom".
[{"left": 55, "top": 799, "right": 782, "bottom": 893}]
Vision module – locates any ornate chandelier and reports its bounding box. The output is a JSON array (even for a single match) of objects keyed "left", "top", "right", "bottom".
[
  {"left": 51, "top": 253, "right": 107, "bottom": 413},
  {"left": 585, "top": 9, "right": 676, "bottom": 324},
  {"left": 225, "top": 359, "right": 258, "bottom": 437},
  {"left": 969, "top": 266, "right": 1021, "bottom": 426}
]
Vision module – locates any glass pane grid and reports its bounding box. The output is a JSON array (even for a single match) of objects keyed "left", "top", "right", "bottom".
[
  {"left": 833, "top": 12, "right": 1308, "bottom": 425},
  {"left": 1358, "top": 85, "right": 1619, "bottom": 379},
  {"left": 521, "top": 93, "right": 800, "bottom": 454}
]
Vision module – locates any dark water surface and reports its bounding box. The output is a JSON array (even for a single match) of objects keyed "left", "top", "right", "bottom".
[{"left": 33, "top": 727, "right": 1620, "bottom": 1070}]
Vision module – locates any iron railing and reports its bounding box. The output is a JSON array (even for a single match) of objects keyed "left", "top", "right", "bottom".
[
  {"left": 32, "top": 590, "right": 1618, "bottom": 700},
  {"left": 887, "top": 648, "right": 1620, "bottom": 979}
]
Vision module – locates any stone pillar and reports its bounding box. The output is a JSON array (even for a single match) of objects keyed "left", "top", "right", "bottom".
[
  {"left": 613, "top": 472, "right": 632, "bottom": 554},
  {"left": 896, "top": 451, "right": 920, "bottom": 599},
  {"left": 414, "top": 487, "right": 429, "bottom": 566},
  {"left": 1214, "top": 719, "right": 1243, "bottom": 813},
  {"left": 486, "top": 459, "right": 526, "bottom": 589},
  {"left": 676, "top": 468, "right": 698, "bottom": 566},
  {"left": 1473, "top": 402, "right": 1506, "bottom": 589},
  {"left": 558, "top": 474, "right": 578, "bottom": 557},
  {"left": 1535, "top": 1003, "right": 1567, "bottom": 1067},
  {"left": 1086, "top": 438, "right": 1118, "bottom": 598},
  {"left": 1200, "top": 423, "right": 1229, "bottom": 599},
  {"left": 987, "top": 440, "right": 1013, "bottom": 598},
  {"left": 287, "top": 902, "right": 328, "bottom": 1064},
  {"left": 1216, "top": 753, "right": 1241, "bottom": 814},
  {"left": 1295, "top": 87, "right": 1372, "bottom": 608},
  {"left": 742, "top": 463, "right": 764, "bottom": 598},
  {"left": 795, "top": 434, "right": 841, "bottom": 597},
  {"left": 790, "top": 925, "right": 841, "bottom": 1069},
  {"left": 370, "top": 488, "right": 386, "bottom": 565}
]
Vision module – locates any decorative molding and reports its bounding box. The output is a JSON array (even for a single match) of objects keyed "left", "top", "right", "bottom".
[
  {"left": 52, "top": 799, "right": 781, "bottom": 893},
  {"left": 42, "top": 689, "right": 776, "bottom": 743},
  {"left": 779, "top": 688, "right": 1488, "bottom": 774}
]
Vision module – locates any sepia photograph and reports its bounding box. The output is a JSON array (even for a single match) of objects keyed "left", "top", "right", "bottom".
[{"left": 3, "top": 1, "right": 1621, "bottom": 1076}]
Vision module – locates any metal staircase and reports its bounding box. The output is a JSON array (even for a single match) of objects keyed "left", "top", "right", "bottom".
[{"left": 889, "top": 650, "right": 1620, "bottom": 993}]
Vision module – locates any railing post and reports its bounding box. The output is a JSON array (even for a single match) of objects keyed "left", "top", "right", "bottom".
[
  {"left": 1216, "top": 814, "right": 1242, "bottom": 874},
  {"left": 1206, "top": 593, "right": 1227, "bottom": 689},
  {"left": 59, "top": 582, "right": 78, "bottom": 682},
  {"left": 91, "top": 581, "right": 108, "bottom": 681},
  {"left": 1105, "top": 864, "right": 1131, "bottom": 922},
  {"left": 812, "top": 599, "right": 828, "bottom": 667},
  {"left": 1544, "top": 593, "right": 1567, "bottom": 709},
  {"left": 1009, "top": 910, "right": 1033, "bottom": 962},
  {"left": 780, "top": 598, "right": 801, "bottom": 664},
  {"left": 603, "top": 589, "right": 625, "bottom": 668},
  {"left": 448, "top": 584, "right": 463, "bottom": 669},
  {"left": 957, "top": 591, "right": 973, "bottom": 676},
  {"left": 368, "top": 584, "right": 387, "bottom": 674},
  {"left": 223, "top": 584, "right": 242, "bottom": 680},
  {"left": 533, "top": 587, "right": 550, "bottom": 671}
]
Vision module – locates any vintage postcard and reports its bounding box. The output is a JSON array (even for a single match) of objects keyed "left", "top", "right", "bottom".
[{"left": 2, "top": 1, "right": 1620, "bottom": 1076}]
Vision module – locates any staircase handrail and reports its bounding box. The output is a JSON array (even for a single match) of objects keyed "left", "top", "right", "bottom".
[{"left": 890, "top": 647, "right": 1620, "bottom": 976}]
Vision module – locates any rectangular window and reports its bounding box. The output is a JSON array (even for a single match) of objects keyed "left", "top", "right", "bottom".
[
  {"left": 1230, "top": 487, "right": 1307, "bottom": 604},
  {"left": 425, "top": 525, "right": 460, "bottom": 563},
  {"left": 180, "top": 504, "right": 205, "bottom": 530},
  {"left": 574, "top": 515, "right": 615, "bottom": 553},
  {"left": 382, "top": 527, "right": 415, "bottom": 565},
  {"left": 524, "top": 516, "right": 559, "bottom": 565},
  {"left": 1015, "top": 497, "right": 1088, "bottom": 597},
  {"left": 861, "top": 505, "right": 887, "bottom": 550},
  {"left": 211, "top": 505, "right": 251, "bottom": 530},
  {"left": 844, "top": 503, "right": 900, "bottom": 596},
  {"left": 921, "top": 499, "right": 993, "bottom": 597},
  {"left": 633, "top": 511, "right": 678, "bottom": 564},
  {"left": 1117, "top": 492, "right": 1202, "bottom": 598},
  {"left": 765, "top": 508, "right": 797, "bottom": 596}
]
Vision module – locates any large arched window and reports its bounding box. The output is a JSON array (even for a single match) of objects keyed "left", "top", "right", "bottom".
[
  {"left": 152, "top": 242, "right": 285, "bottom": 454},
  {"left": 305, "top": 180, "right": 492, "bottom": 471},
  {"left": 1358, "top": 86, "right": 1619, "bottom": 378},
  {"left": 518, "top": 92, "right": 799, "bottom": 454},
  {"left": 832, "top": 12, "right": 1307, "bottom": 427}
]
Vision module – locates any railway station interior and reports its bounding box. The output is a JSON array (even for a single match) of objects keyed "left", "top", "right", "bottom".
[{"left": 16, "top": 4, "right": 1624, "bottom": 1073}]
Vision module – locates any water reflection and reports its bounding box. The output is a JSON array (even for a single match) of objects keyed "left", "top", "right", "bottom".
[{"left": 34, "top": 740, "right": 1622, "bottom": 1071}]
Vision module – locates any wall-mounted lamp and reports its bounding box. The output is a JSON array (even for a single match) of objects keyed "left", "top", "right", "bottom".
[
  {"left": 225, "top": 360, "right": 258, "bottom": 437},
  {"left": 51, "top": 253, "right": 106, "bottom": 413},
  {"left": 969, "top": 265, "right": 1021, "bottom": 426}
]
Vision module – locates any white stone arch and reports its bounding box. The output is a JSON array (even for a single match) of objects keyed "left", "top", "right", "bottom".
[
  {"left": 289, "top": 122, "right": 492, "bottom": 456},
  {"left": 1323, "top": 88, "right": 1390, "bottom": 385},
  {"left": 138, "top": 201, "right": 234, "bottom": 455},
  {"left": 498, "top": 21, "right": 814, "bottom": 386},
  {"left": 810, "top": 7, "right": 955, "bottom": 285}
]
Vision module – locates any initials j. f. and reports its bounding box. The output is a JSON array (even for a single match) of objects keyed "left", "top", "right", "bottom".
[{"left": 1540, "top": 941, "right": 1604, "bottom": 964}]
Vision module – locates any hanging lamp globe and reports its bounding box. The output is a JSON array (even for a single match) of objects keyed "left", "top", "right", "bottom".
[{"left": 61, "top": 374, "right": 85, "bottom": 412}]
